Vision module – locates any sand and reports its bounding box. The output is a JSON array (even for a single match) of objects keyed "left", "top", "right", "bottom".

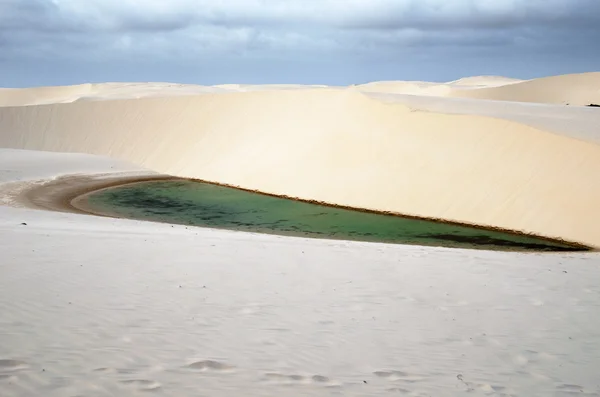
[{"left": 1, "top": 72, "right": 600, "bottom": 396}]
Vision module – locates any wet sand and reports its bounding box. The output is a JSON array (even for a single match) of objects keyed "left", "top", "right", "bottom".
[{"left": 20, "top": 173, "right": 171, "bottom": 215}]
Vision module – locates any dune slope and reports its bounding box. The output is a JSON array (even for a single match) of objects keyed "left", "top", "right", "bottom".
[{"left": 1, "top": 84, "right": 600, "bottom": 247}]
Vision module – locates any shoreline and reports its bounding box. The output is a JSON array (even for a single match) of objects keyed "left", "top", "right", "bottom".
[
  {"left": 19, "top": 172, "right": 173, "bottom": 215},
  {"left": 15, "top": 172, "right": 593, "bottom": 252}
]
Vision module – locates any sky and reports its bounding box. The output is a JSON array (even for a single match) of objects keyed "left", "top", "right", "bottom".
[{"left": 1, "top": 0, "right": 599, "bottom": 87}]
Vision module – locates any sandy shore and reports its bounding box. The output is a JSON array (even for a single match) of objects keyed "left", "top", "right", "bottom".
[
  {"left": 20, "top": 173, "right": 171, "bottom": 215},
  {"left": 11, "top": 172, "right": 590, "bottom": 252}
]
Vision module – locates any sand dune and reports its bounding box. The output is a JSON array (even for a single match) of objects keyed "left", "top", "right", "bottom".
[
  {"left": 0, "top": 82, "right": 327, "bottom": 107},
  {"left": 452, "top": 72, "right": 600, "bottom": 105},
  {"left": 356, "top": 72, "right": 600, "bottom": 105},
  {"left": 1, "top": 73, "right": 600, "bottom": 247},
  {"left": 354, "top": 75, "right": 522, "bottom": 96},
  {"left": 2, "top": 72, "right": 597, "bottom": 106},
  {"left": 446, "top": 75, "right": 523, "bottom": 87},
  {"left": 0, "top": 82, "right": 228, "bottom": 106}
]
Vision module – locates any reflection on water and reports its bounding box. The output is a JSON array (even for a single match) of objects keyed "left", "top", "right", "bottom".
[{"left": 83, "top": 180, "right": 584, "bottom": 252}]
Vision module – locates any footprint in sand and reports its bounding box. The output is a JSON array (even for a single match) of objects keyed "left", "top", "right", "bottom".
[
  {"left": 556, "top": 384, "right": 585, "bottom": 393},
  {"left": 374, "top": 370, "right": 426, "bottom": 383},
  {"left": 120, "top": 379, "right": 161, "bottom": 391},
  {"left": 387, "top": 387, "right": 411, "bottom": 394},
  {"left": 264, "top": 373, "right": 305, "bottom": 382},
  {"left": 0, "top": 359, "right": 29, "bottom": 373},
  {"left": 263, "top": 372, "right": 333, "bottom": 385},
  {"left": 92, "top": 367, "right": 115, "bottom": 373},
  {"left": 186, "top": 360, "right": 235, "bottom": 372}
]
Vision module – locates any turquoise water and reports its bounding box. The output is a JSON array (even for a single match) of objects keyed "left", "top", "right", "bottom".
[{"left": 83, "top": 180, "right": 584, "bottom": 252}]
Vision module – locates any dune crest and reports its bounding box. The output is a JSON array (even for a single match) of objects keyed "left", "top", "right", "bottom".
[
  {"left": 1, "top": 76, "right": 600, "bottom": 247},
  {"left": 446, "top": 75, "right": 523, "bottom": 87},
  {"left": 2, "top": 72, "right": 598, "bottom": 106}
]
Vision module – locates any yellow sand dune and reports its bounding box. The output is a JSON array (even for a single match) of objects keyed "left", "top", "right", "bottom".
[{"left": 1, "top": 74, "right": 600, "bottom": 247}]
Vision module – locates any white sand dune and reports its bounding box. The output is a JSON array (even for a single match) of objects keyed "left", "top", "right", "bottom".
[
  {"left": 451, "top": 72, "right": 600, "bottom": 105},
  {"left": 447, "top": 75, "right": 524, "bottom": 87},
  {"left": 1, "top": 73, "right": 600, "bottom": 247},
  {"left": 356, "top": 72, "right": 600, "bottom": 106},
  {"left": 2, "top": 72, "right": 600, "bottom": 397},
  {"left": 0, "top": 82, "right": 228, "bottom": 106},
  {"left": 1, "top": 149, "right": 600, "bottom": 397},
  {"left": 355, "top": 75, "right": 522, "bottom": 96},
  {"left": 3, "top": 72, "right": 596, "bottom": 107}
]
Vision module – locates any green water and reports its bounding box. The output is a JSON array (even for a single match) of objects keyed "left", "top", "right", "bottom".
[{"left": 84, "top": 180, "right": 583, "bottom": 252}]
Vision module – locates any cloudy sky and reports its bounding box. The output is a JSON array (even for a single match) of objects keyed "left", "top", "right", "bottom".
[{"left": 1, "top": 0, "right": 599, "bottom": 87}]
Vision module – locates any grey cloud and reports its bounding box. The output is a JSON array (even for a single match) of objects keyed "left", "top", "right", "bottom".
[
  {"left": 0, "top": 0, "right": 599, "bottom": 87},
  {"left": 0, "top": 0, "right": 83, "bottom": 33},
  {"left": 3, "top": 1, "right": 600, "bottom": 39},
  {"left": 337, "top": 0, "right": 600, "bottom": 30},
  {"left": 3, "top": 0, "right": 597, "bottom": 34}
]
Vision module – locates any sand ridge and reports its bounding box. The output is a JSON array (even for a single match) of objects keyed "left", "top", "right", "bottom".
[
  {"left": 0, "top": 82, "right": 329, "bottom": 106},
  {"left": 2, "top": 72, "right": 598, "bottom": 107}
]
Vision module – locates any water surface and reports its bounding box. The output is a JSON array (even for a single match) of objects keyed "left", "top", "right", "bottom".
[{"left": 83, "top": 180, "right": 583, "bottom": 252}]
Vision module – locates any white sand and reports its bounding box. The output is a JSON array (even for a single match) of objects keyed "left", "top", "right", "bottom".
[
  {"left": 1, "top": 73, "right": 600, "bottom": 396},
  {"left": 1, "top": 149, "right": 600, "bottom": 397}
]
